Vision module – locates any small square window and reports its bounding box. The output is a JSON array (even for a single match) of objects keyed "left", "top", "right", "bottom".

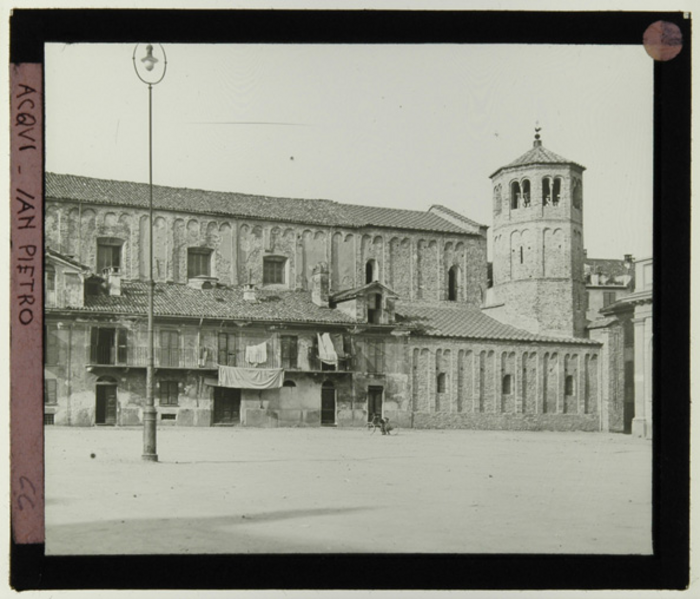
[
  {"left": 263, "top": 257, "right": 286, "bottom": 285},
  {"left": 188, "top": 248, "right": 212, "bottom": 278},
  {"left": 44, "top": 414, "right": 55, "bottom": 426}
]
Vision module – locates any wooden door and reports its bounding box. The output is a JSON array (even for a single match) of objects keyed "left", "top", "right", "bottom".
[
  {"left": 96, "top": 384, "right": 117, "bottom": 425},
  {"left": 321, "top": 384, "right": 336, "bottom": 426},
  {"left": 213, "top": 387, "right": 241, "bottom": 425},
  {"left": 367, "top": 386, "right": 383, "bottom": 422}
]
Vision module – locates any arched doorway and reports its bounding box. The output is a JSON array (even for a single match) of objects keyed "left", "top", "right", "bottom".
[
  {"left": 321, "top": 380, "right": 336, "bottom": 426},
  {"left": 95, "top": 375, "right": 118, "bottom": 425}
]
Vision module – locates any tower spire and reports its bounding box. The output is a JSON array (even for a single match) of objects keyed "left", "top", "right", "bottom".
[{"left": 533, "top": 123, "right": 542, "bottom": 148}]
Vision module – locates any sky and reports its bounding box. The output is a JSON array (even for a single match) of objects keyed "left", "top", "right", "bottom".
[{"left": 45, "top": 43, "right": 654, "bottom": 260}]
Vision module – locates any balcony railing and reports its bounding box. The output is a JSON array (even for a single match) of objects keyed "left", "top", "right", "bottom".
[
  {"left": 88, "top": 346, "right": 218, "bottom": 369},
  {"left": 87, "top": 345, "right": 355, "bottom": 372}
]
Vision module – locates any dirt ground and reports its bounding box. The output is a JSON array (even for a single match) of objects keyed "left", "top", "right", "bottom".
[{"left": 44, "top": 426, "right": 652, "bottom": 555}]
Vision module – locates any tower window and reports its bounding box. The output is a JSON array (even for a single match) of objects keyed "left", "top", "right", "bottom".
[
  {"left": 519, "top": 247, "right": 523, "bottom": 264},
  {"left": 553, "top": 178, "right": 562, "bottom": 206},
  {"left": 510, "top": 181, "right": 521, "bottom": 209},
  {"left": 542, "top": 177, "right": 552, "bottom": 205},
  {"left": 437, "top": 372, "right": 447, "bottom": 393},
  {"left": 188, "top": 248, "right": 212, "bottom": 278},
  {"left": 572, "top": 178, "right": 582, "bottom": 209},
  {"left": 522, "top": 179, "right": 531, "bottom": 207}
]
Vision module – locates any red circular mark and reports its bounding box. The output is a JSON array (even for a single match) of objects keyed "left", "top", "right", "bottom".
[{"left": 643, "top": 21, "right": 683, "bottom": 61}]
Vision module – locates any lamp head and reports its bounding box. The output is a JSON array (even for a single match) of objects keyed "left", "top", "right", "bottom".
[
  {"left": 133, "top": 43, "right": 167, "bottom": 85},
  {"left": 141, "top": 44, "right": 158, "bottom": 72}
]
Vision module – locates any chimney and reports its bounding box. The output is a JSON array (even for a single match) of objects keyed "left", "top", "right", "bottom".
[
  {"left": 243, "top": 283, "right": 257, "bottom": 302},
  {"left": 311, "top": 262, "right": 330, "bottom": 307},
  {"left": 105, "top": 267, "right": 121, "bottom": 296},
  {"left": 624, "top": 254, "right": 633, "bottom": 264}
]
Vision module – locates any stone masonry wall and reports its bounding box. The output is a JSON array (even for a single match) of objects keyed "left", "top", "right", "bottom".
[
  {"left": 46, "top": 200, "right": 487, "bottom": 304},
  {"left": 403, "top": 336, "right": 601, "bottom": 431}
]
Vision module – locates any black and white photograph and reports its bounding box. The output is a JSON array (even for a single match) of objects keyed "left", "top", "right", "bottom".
[{"left": 39, "top": 37, "right": 661, "bottom": 560}]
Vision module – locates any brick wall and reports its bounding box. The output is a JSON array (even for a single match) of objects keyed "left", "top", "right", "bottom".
[{"left": 46, "top": 201, "right": 487, "bottom": 304}]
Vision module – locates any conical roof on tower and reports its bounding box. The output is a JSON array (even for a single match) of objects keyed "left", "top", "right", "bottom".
[{"left": 490, "top": 129, "right": 585, "bottom": 178}]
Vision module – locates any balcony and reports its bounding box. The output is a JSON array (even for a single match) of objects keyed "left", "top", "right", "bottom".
[
  {"left": 87, "top": 346, "right": 355, "bottom": 372},
  {"left": 88, "top": 346, "right": 218, "bottom": 370}
]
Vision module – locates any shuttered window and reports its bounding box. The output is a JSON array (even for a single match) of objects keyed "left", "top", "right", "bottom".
[
  {"left": 218, "top": 333, "right": 237, "bottom": 366},
  {"left": 90, "top": 327, "right": 128, "bottom": 365},
  {"left": 45, "top": 326, "right": 59, "bottom": 365},
  {"left": 363, "top": 339, "right": 385, "bottom": 374},
  {"left": 188, "top": 248, "right": 212, "bottom": 278},
  {"left": 159, "top": 330, "right": 180, "bottom": 368},
  {"left": 281, "top": 336, "right": 298, "bottom": 369},
  {"left": 44, "top": 379, "right": 57, "bottom": 405},
  {"left": 159, "top": 381, "right": 179, "bottom": 406}
]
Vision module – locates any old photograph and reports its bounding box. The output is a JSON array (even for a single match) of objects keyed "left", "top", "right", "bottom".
[{"left": 42, "top": 42, "right": 654, "bottom": 556}]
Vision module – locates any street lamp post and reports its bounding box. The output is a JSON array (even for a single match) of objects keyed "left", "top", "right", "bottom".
[{"left": 133, "top": 43, "right": 167, "bottom": 462}]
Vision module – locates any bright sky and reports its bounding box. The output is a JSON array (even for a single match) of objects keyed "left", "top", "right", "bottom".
[{"left": 45, "top": 43, "right": 653, "bottom": 260}]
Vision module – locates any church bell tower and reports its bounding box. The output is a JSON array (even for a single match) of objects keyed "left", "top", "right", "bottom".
[{"left": 490, "top": 129, "right": 586, "bottom": 338}]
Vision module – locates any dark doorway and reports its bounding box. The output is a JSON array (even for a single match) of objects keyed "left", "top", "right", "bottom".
[
  {"left": 213, "top": 387, "right": 241, "bottom": 425},
  {"left": 367, "top": 386, "right": 383, "bottom": 422},
  {"left": 623, "top": 361, "right": 635, "bottom": 433},
  {"left": 95, "top": 379, "right": 117, "bottom": 425},
  {"left": 321, "top": 381, "right": 336, "bottom": 426}
]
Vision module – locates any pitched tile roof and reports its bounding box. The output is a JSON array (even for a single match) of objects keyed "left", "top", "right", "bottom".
[
  {"left": 46, "top": 172, "right": 483, "bottom": 236},
  {"left": 46, "top": 248, "right": 91, "bottom": 271},
  {"left": 50, "top": 277, "right": 598, "bottom": 345},
  {"left": 395, "top": 301, "right": 599, "bottom": 345},
  {"left": 585, "top": 257, "right": 633, "bottom": 279},
  {"left": 330, "top": 281, "right": 398, "bottom": 304},
  {"left": 490, "top": 143, "right": 585, "bottom": 178},
  {"left": 65, "top": 280, "right": 356, "bottom": 325}
]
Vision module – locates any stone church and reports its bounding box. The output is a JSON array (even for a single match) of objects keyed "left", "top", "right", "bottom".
[{"left": 43, "top": 133, "right": 630, "bottom": 432}]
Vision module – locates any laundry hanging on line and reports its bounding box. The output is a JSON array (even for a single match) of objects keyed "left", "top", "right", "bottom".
[
  {"left": 317, "top": 333, "right": 338, "bottom": 366},
  {"left": 245, "top": 340, "right": 268, "bottom": 365},
  {"left": 217, "top": 365, "right": 285, "bottom": 389}
]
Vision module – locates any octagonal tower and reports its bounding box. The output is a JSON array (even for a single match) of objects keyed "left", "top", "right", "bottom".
[{"left": 490, "top": 130, "right": 586, "bottom": 338}]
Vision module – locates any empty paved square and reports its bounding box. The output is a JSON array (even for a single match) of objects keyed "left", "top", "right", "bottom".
[{"left": 45, "top": 427, "right": 652, "bottom": 554}]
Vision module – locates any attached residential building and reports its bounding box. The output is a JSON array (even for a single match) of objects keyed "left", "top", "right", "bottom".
[{"left": 44, "top": 133, "right": 631, "bottom": 432}]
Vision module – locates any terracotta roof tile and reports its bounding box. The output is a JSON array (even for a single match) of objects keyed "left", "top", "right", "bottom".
[
  {"left": 66, "top": 280, "right": 356, "bottom": 325},
  {"left": 490, "top": 143, "right": 585, "bottom": 178},
  {"left": 46, "top": 172, "right": 479, "bottom": 236},
  {"left": 396, "top": 301, "right": 599, "bottom": 345}
]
